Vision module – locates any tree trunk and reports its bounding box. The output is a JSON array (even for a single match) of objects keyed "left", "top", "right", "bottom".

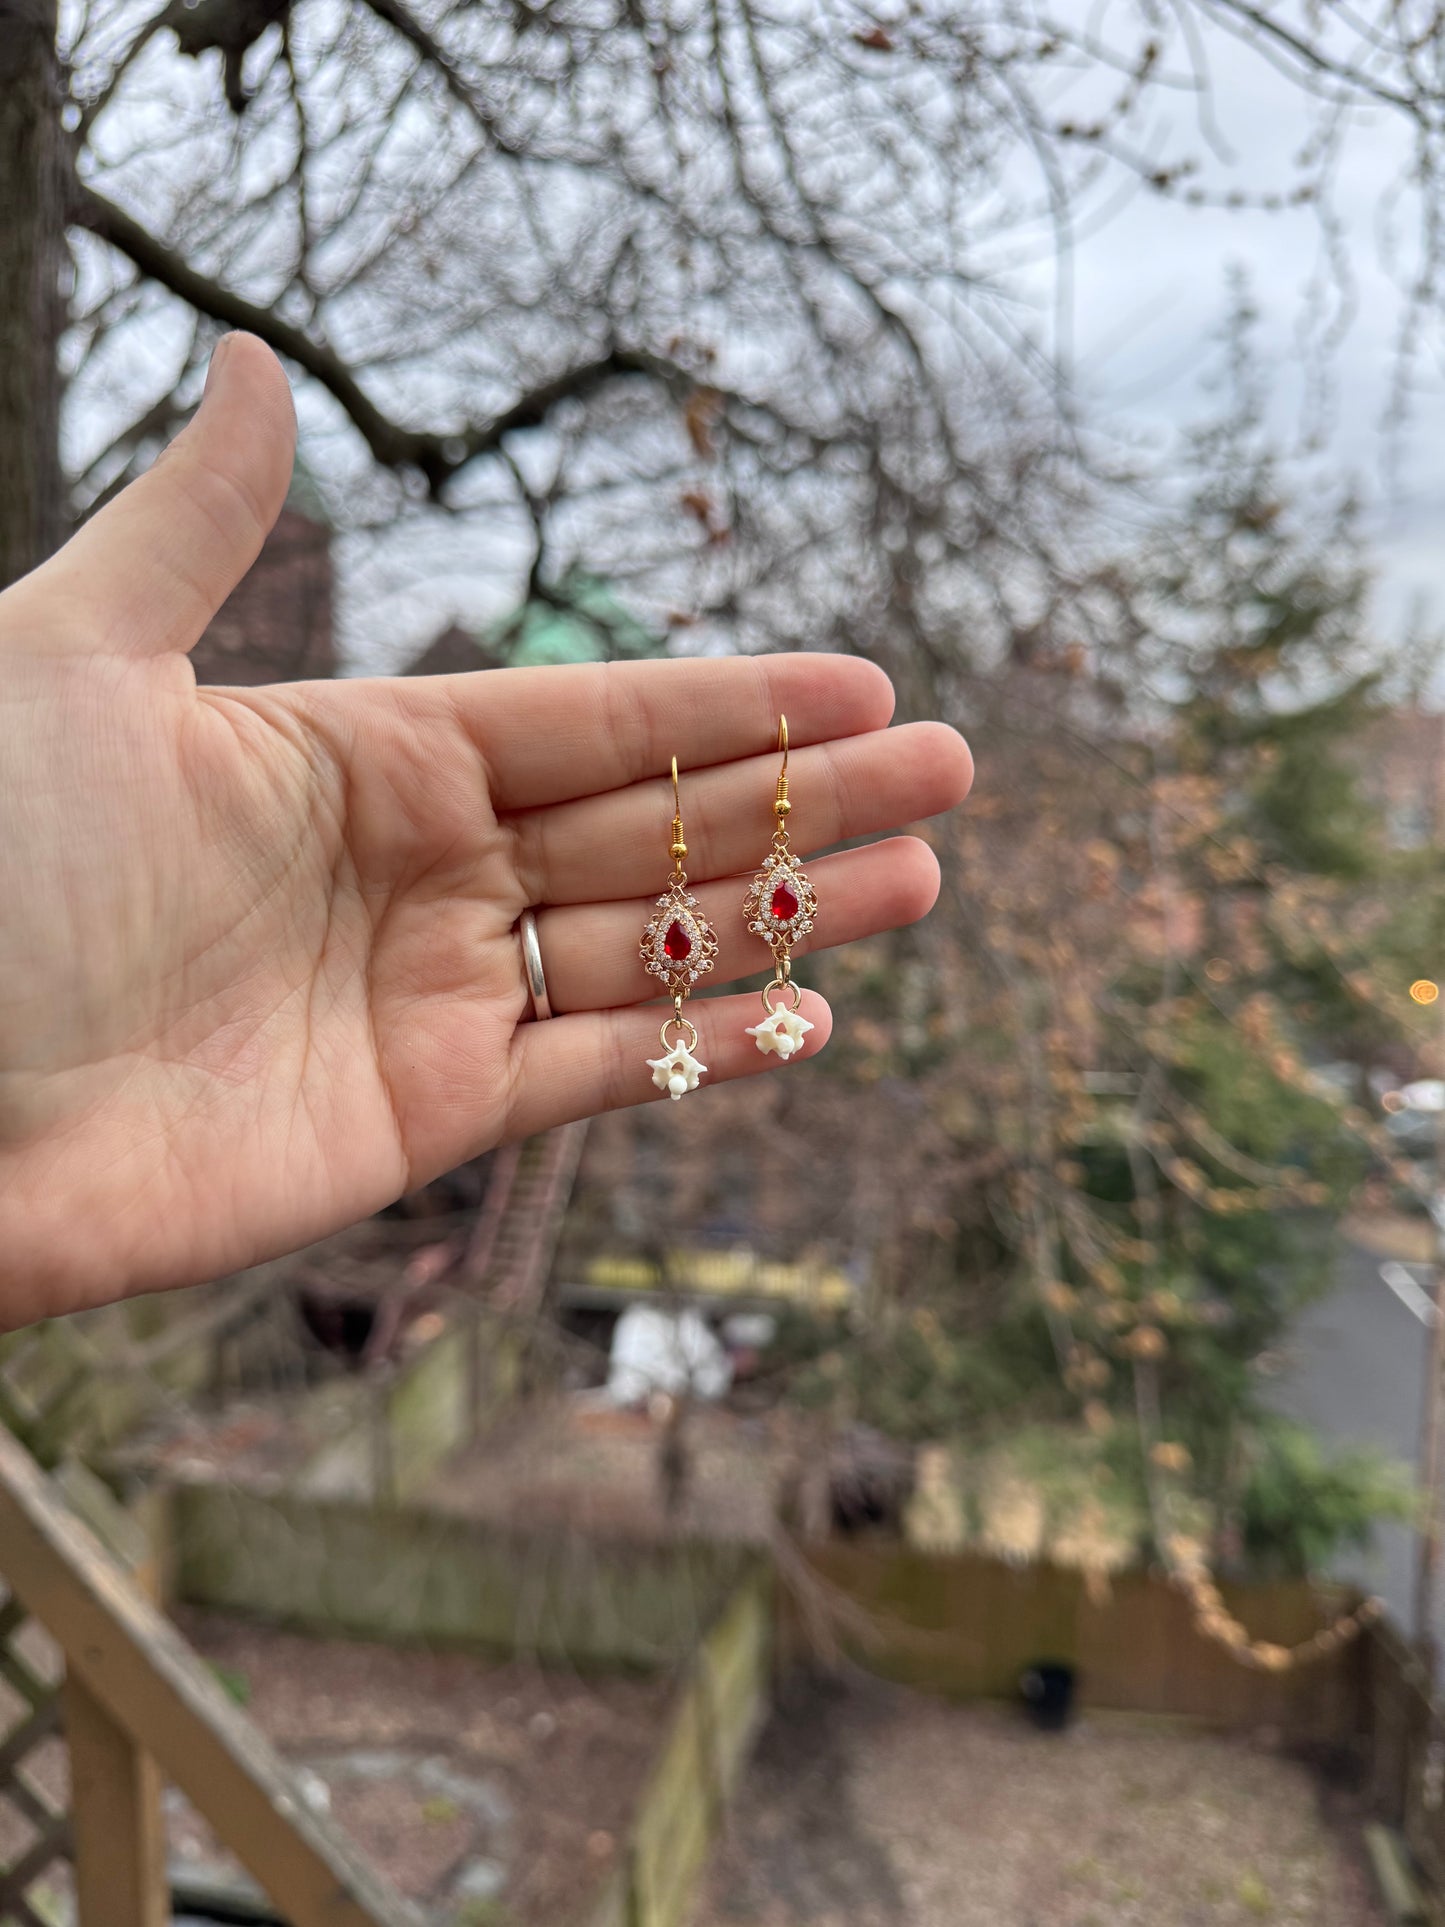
[{"left": 0, "top": 0, "right": 66, "bottom": 590}]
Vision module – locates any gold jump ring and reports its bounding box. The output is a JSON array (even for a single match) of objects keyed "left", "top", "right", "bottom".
[
  {"left": 760, "top": 977, "right": 803, "bottom": 1017},
  {"left": 660, "top": 1013, "right": 700, "bottom": 1052}
]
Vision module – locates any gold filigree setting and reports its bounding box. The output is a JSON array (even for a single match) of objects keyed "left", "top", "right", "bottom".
[
  {"left": 640, "top": 884, "right": 718, "bottom": 999},
  {"left": 742, "top": 849, "right": 817, "bottom": 957}
]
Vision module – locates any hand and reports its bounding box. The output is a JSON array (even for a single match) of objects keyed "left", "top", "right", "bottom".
[{"left": 0, "top": 335, "right": 972, "bottom": 1325}]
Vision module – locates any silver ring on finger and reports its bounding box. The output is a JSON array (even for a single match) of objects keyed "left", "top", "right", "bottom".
[{"left": 518, "top": 908, "right": 553, "bottom": 1020}]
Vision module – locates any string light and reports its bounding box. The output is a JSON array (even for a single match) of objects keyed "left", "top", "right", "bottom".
[{"left": 1165, "top": 1533, "right": 1382, "bottom": 1671}]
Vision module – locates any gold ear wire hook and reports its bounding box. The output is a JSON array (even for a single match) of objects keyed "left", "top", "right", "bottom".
[
  {"left": 774, "top": 715, "right": 791, "bottom": 820},
  {"left": 669, "top": 756, "right": 687, "bottom": 869}
]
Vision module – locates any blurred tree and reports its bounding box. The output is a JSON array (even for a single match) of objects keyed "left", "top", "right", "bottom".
[
  {"left": 1237, "top": 1415, "right": 1415, "bottom": 1580},
  {"left": 0, "top": 0, "right": 67, "bottom": 583},
  {"left": 570, "top": 301, "right": 1434, "bottom": 1584},
  {"left": 2, "top": 0, "right": 1445, "bottom": 649},
  {"left": 905, "top": 305, "right": 1433, "bottom": 1570},
  {"left": 2, "top": 0, "right": 1441, "bottom": 1596}
]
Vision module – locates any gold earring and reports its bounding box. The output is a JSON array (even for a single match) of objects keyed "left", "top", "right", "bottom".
[
  {"left": 743, "top": 715, "right": 817, "bottom": 1060},
  {"left": 642, "top": 757, "right": 717, "bottom": 1100}
]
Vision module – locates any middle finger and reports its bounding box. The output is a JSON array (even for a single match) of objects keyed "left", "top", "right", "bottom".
[{"left": 510, "top": 720, "right": 971, "bottom": 906}]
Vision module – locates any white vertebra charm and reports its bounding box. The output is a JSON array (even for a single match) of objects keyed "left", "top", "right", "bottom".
[
  {"left": 747, "top": 1004, "right": 814, "bottom": 1060},
  {"left": 648, "top": 1038, "right": 708, "bottom": 1100}
]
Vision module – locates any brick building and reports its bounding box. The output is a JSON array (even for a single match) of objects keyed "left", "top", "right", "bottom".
[
  {"left": 1356, "top": 708, "right": 1445, "bottom": 850},
  {"left": 192, "top": 496, "right": 334, "bottom": 685},
  {"left": 402, "top": 623, "right": 504, "bottom": 677}
]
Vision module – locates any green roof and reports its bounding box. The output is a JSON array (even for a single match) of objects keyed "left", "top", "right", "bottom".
[
  {"left": 285, "top": 454, "right": 331, "bottom": 528},
  {"left": 484, "top": 571, "right": 661, "bottom": 666}
]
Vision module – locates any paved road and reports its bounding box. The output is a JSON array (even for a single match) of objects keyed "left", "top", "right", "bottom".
[{"left": 1271, "top": 1233, "right": 1431, "bottom": 1638}]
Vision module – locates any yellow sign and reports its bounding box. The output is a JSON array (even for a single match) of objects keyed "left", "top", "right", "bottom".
[{"left": 584, "top": 1248, "right": 851, "bottom": 1307}]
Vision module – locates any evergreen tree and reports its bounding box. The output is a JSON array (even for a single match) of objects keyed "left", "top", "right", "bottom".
[{"left": 719, "top": 300, "right": 1421, "bottom": 1582}]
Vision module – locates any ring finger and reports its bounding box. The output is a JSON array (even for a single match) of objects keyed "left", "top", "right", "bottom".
[{"left": 531, "top": 836, "right": 940, "bottom": 1014}]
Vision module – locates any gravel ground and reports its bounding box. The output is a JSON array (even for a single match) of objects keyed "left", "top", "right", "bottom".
[
  {"left": 693, "top": 1676, "right": 1384, "bottom": 1927},
  {"left": 177, "top": 1610, "right": 674, "bottom": 1924}
]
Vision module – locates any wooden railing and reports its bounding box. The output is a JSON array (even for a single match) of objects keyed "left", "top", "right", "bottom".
[{"left": 0, "top": 1423, "right": 419, "bottom": 1927}]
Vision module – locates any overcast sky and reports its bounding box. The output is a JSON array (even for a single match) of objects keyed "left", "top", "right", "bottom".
[
  {"left": 1040, "top": 29, "right": 1445, "bottom": 652},
  {"left": 345, "top": 26, "right": 1445, "bottom": 673},
  {"left": 79, "top": 12, "right": 1441, "bottom": 673}
]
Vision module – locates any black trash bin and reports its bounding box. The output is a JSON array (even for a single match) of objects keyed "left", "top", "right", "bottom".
[{"left": 1019, "top": 1659, "right": 1076, "bottom": 1731}]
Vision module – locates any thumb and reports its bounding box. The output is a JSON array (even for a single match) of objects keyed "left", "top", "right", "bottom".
[{"left": 40, "top": 333, "right": 296, "bottom": 660}]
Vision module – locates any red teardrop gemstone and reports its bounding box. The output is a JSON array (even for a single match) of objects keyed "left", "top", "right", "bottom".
[
  {"left": 663, "top": 919, "right": 693, "bottom": 961},
  {"left": 770, "top": 880, "right": 800, "bottom": 920}
]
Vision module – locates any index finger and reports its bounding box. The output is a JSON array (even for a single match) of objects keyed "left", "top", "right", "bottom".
[{"left": 396, "top": 651, "right": 895, "bottom": 811}]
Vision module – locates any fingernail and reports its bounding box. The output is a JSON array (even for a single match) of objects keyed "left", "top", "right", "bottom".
[{"left": 203, "top": 334, "right": 236, "bottom": 396}]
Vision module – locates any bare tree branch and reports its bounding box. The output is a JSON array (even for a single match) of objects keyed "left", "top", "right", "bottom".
[{"left": 74, "top": 183, "right": 696, "bottom": 497}]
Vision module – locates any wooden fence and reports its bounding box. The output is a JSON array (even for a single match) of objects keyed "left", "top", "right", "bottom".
[
  {"left": 165, "top": 1473, "right": 1379, "bottom": 1732},
  {"left": 13, "top": 1403, "right": 1445, "bottom": 1927},
  {"left": 589, "top": 1575, "right": 773, "bottom": 1927},
  {"left": 0, "top": 1424, "right": 418, "bottom": 1927},
  {"left": 1358, "top": 1614, "right": 1445, "bottom": 1907},
  {"left": 169, "top": 1477, "right": 756, "bottom": 1670},
  {"left": 794, "top": 1541, "right": 1366, "bottom": 1741},
  {"left": 294, "top": 1316, "right": 518, "bottom": 1505}
]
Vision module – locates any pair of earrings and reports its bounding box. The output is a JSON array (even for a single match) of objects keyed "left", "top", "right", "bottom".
[{"left": 641, "top": 717, "right": 818, "bottom": 1101}]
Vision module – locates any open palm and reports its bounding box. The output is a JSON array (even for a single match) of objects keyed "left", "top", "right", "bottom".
[{"left": 0, "top": 336, "right": 971, "bottom": 1326}]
